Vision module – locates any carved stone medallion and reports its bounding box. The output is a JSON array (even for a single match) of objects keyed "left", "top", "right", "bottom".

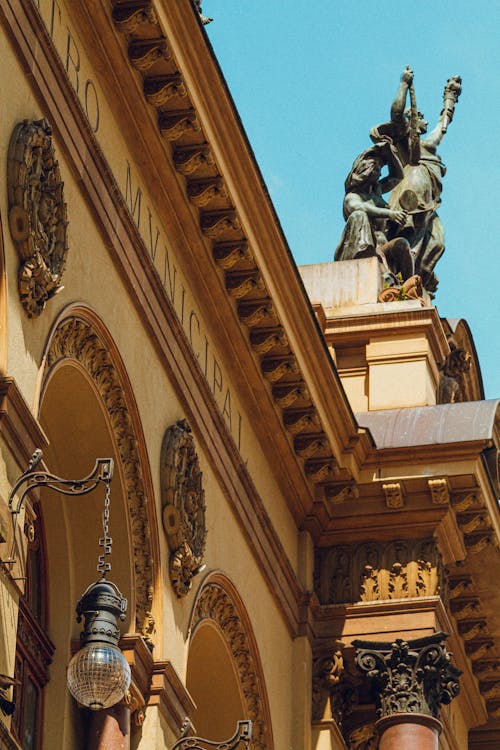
[
  {"left": 7, "top": 119, "right": 68, "bottom": 317},
  {"left": 161, "top": 419, "right": 206, "bottom": 597}
]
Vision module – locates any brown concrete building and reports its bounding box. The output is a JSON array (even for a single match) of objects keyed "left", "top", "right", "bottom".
[{"left": 0, "top": 2, "right": 498, "bottom": 749}]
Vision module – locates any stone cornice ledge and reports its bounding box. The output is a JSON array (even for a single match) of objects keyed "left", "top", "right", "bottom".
[{"left": 0, "top": 377, "right": 48, "bottom": 468}]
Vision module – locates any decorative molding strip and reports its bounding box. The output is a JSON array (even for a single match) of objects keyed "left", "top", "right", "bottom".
[{"left": 45, "top": 316, "right": 155, "bottom": 641}]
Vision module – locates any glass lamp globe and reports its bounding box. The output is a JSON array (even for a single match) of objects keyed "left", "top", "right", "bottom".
[{"left": 67, "top": 642, "right": 131, "bottom": 710}]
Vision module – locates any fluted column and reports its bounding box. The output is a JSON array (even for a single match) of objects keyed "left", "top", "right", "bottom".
[{"left": 353, "top": 632, "right": 461, "bottom": 750}]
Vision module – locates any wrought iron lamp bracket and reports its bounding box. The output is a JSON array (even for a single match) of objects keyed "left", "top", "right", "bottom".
[
  {"left": 172, "top": 720, "right": 252, "bottom": 750},
  {"left": 1, "top": 449, "right": 114, "bottom": 570}
]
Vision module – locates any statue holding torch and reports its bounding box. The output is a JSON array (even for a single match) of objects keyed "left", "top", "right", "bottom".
[{"left": 368, "top": 68, "right": 462, "bottom": 295}]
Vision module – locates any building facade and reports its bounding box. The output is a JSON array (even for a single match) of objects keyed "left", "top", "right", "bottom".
[{"left": 0, "top": 2, "right": 498, "bottom": 749}]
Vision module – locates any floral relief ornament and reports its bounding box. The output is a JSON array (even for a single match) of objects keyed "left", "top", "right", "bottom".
[
  {"left": 161, "top": 419, "right": 207, "bottom": 596},
  {"left": 7, "top": 118, "right": 68, "bottom": 317}
]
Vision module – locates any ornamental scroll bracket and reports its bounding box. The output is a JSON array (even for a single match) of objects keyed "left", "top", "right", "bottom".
[
  {"left": 7, "top": 119, "right": 68, "bottom": 317},
  {"left": 160, "top": 419, "right": 207, "bottom": 597},
  {"left": 172, "top": 721, "right": 252, "bottom": 750}
]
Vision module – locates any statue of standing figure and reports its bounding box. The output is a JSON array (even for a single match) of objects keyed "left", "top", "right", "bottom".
[{"left": 335, "top": 67, "right": 461, "bottom": 296}]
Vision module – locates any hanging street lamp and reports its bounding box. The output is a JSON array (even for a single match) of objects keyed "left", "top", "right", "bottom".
[{"left": 1, "top": 450, "right": 131, "bottom": 712}]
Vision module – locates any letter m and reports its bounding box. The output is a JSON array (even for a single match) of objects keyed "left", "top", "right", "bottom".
[{"left": 125, "top": 161, "right": 142, "bottom": 228}]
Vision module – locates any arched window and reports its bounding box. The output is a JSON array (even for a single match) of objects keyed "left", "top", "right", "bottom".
[{"left": 11, "top": 503, "right": 54, "bottom": 750}]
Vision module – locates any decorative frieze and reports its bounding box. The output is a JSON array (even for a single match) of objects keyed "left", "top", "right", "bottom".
[
  {"left": 353, "top": 633, "right": 461, "bottom": 718},
  {"left": 7, "top": 119, "right": 68, "bottom": 317},
  {"left": 161, "top": 420, "right": 206, "bottom": 597},
  {"left": 314, "top": 538, "right": 443, "bottom": 605}
]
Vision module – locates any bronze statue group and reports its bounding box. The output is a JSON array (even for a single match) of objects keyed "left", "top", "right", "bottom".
[{"left": 334, "top": 67, "right": 461, "bottom": 297}]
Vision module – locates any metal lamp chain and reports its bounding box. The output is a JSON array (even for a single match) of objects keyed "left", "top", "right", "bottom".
[{"left": 97, "top": 478, "right": 112, "bottom": 578}]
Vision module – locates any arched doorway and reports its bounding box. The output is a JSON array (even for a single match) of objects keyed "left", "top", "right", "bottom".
[
  {"left": 38, "top": 358, "right": 133, "bottom": 748},
  {"left": 10, "top": 308, "right": 158, "bottom": 748},
  {"left": 187, "top": 574, "right": 274, "bottom": 750}
]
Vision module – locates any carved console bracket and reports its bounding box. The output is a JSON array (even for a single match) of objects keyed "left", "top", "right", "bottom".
[
  {"left": 161, "top": 419, "right": 206, "bottom": 597},
  {"left": 312, "top": 641, "right": 345, "bottom": 722},
  {"left": 8, "top": 119, "right": 68, "bottom": 317},
  {"left": 353, "top": 632, "right": 461, "bottom": 719}
]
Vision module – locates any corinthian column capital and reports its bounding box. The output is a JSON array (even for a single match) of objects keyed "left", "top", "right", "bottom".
[{"left": 353, "top": 632, "right": 461, "bottom": 719}]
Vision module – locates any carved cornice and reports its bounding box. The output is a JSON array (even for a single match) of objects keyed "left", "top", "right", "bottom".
[
  {"left": 160, "top": 419, "right": 206, "bottom": 597},
  {"left": 45, "top": 316, "right": 155, "bottom": 641},
  {"left": 0, "top": 378, "right": 48, "bottom": 469},
  {"left": 149, "top": 660, "right": 196, "bottom": 736},
  {"left": 105, "top": 0, "right": 362, "bottom": 521},
  {"left": 192, "top": 579, "right": 273, "bottom": 750},
  {"left": 314, "top": 538, "right": 443, "bottom": 605},
  {"left": 353, "top": 632, "right": 461, "bottom": 719}
]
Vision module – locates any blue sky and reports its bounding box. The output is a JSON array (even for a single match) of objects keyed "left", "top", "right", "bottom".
[{"left": 203, "top": 1, "right": 499, "bottom": 399}]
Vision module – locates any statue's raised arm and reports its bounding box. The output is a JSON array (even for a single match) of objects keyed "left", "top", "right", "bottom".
[
  {"left": 424, "top": 76, "right": 462, "bottom": 149},
  {"left": 390, "top": 66, "right": 414, "bottom": 125}
]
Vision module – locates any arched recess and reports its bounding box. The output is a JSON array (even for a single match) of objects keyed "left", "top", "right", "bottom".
[
  {"left": 0, "top": 211, "right": 8, "bottom": 374},
  {"left": 187, "top": 573, "right": 274, "bottom": 750},
  {"left": 38, "top": 305, "right": 159, "bottom": 641}
]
